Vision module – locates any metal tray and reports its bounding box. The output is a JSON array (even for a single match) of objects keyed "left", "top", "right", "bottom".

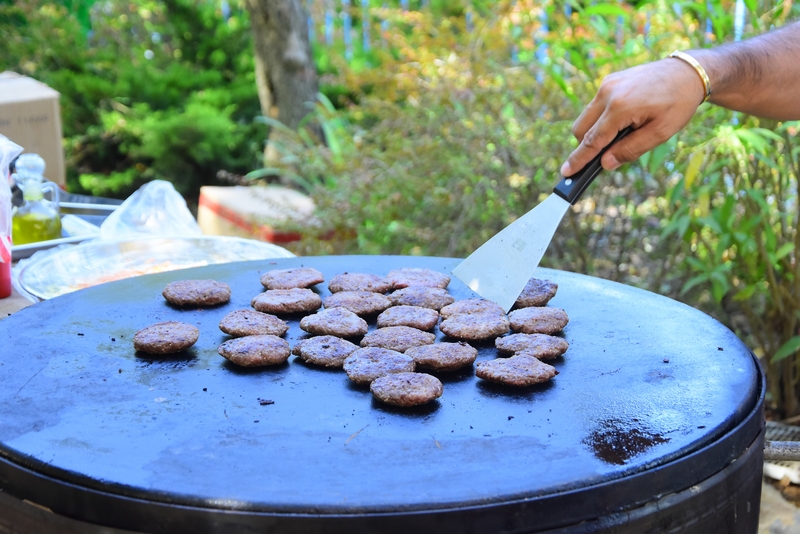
[
  {"left": 17, "top": 235, "right": 295, "bottom": 299},
  {"left": 11, "top": 202, "right": 120, "bottom": 261}
]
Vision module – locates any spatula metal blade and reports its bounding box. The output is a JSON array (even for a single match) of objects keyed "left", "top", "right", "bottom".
[{"left": 451, "top": 193, "right": 570, "bottom": 312}]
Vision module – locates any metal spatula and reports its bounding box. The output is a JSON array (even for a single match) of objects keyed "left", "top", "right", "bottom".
[{"left": 452, "top": 127, "right": 633, "bottom": 312}]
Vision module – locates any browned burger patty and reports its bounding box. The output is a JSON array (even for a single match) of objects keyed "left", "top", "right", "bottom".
[
  {"left": 508, "top": 307, "right": 569, "bottom": 335},
  {"left": 476, "top": 354, "right": 558, "bottom": 387},
  {"left": 495, "top": 333, "right": 569, "bottom": 360},
  {"left": 219, "top": 309, "right": 289, "bottom": 337},
  {"left": 292, "top": 335, "right": 359, "bottom": 368},
  {"left": 323, "top": 290, "right": 392, "bottom": 316},
  {"left": 376, "top": 305, "right": 439, "bottom": 331},
  {"left": 251, "top": 288, "right": 322, "bottom": 314},
  {"left": 440, "top": 298, "right": 506, "bottom": 319},
  {"left": 370, "top": 372, "right": 444, "bottom": 407},
  {"left": 343, "top": 347, "right": 415, "bottom": 385},
  {"left": 406, "top": 342, "right": 478, "bottom": 372},
  {"left": 328, "top": 272, "right": 391, "bottom": 293},
  {"left": 360, "top": 326, "right": 436, "bottom": 353},
  {"left": 299, "top": 307, "right": 369, "bottom": 337},
  {"left": 218, "top": 335, "right": 291, "bottom": 367},
  {"left": 387, "top": 267, "right": 450, "bottom": 289},
  {"left": 133, "top": 321, "right": 200, "bottom": 354},
  {"left": 260, "top": 267, "right": 324, "bottom": 290},
  {"left": 387, "top": 287, "right": 455, "bottom": 310},
  {"left": 162, "top": 279, "right": 231, "bottom": 307},
  {"left": 515, "top": 278, "right": 558, "bottom": 308},
  {"left": 439, "top": 313, "right": 510, "bottom": 341}
]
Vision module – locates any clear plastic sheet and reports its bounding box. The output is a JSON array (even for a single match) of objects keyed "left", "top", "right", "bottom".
[{"left": 17, "top": 236, "right": 294, "bottom": 300}]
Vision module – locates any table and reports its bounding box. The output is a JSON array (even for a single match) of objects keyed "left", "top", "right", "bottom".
[{"left": 0, "top": 286, "right": 33, "bottom": 317}]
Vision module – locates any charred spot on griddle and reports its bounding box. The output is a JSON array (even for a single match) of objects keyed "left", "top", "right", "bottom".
[{"left": 584, "top": 418, "right": 669, "bottom": 465}]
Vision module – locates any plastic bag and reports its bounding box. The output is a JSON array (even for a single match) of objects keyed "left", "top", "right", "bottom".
[
  {"left": 99, "top": 180, "right": 202, "bottom": 240},
  {"left": 0, "top": 135, "right": 23, "bottom": 298}
]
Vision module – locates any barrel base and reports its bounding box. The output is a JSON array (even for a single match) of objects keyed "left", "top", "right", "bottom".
[
  {"left": 0, "top": 430, "right": 765, "bottom": 534},
  {"left": 545, "top": 427, "right": 765, "bottom": 534},
  {"left": 0, "top": 491, "right": 141, "bottom": 534}
]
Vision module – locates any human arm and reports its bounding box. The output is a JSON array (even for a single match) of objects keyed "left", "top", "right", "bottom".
[{"left": 560, "top": 20, "right": 800, "bottom": 176}]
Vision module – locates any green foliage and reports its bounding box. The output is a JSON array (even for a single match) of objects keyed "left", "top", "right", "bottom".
[
  {"left": 0, "top": 0, "right": 263, "bottom": 200},
  {"left": 663, "top": 118, "right": 800, "bottom": 413},
  {"left": 268, "top": 0, "right": 800, "bottom": 416}
]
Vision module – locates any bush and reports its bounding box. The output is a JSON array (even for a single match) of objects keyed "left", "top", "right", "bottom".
[
  {"left": 263, "top": 0, "right": 800, "bottom": 416},
  {"left": 0, "top": 0, "right": 264, "bottom": 201}
]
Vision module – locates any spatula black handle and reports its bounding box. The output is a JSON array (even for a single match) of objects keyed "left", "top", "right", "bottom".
[{"left": 553, "top": 126, "right": 633, "bottom": 205}]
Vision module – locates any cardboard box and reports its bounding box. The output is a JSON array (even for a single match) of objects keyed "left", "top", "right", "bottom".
[
  {"left": 197, "top": 185, "right": 315, "bottom": 243},
  {"left": 0, "top": 72, "right": 65, "bottom": 187}
]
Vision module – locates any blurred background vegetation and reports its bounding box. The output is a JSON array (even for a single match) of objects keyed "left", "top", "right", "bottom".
[{"left": 2, "top": 0, "right": 800, "bottom": 416}]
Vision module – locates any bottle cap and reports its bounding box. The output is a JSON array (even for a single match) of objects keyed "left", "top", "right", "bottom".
[{"left": 15, "top": 153, "right": 46, "bottom": 180}]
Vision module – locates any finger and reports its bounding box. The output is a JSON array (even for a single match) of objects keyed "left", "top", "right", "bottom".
[
  {"left": 561, "top": 110, "right": 629, "bottom": 176},
  {"left": 600, "top": 120, "right": 673, "bottom": 170},
  {"left": 571, "top": 93, "right": 607, "bottom": 143}
]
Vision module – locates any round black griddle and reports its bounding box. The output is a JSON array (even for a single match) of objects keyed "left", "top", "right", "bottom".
[{"left": 0, "top": 255, "right": 762, "bottom": 533}]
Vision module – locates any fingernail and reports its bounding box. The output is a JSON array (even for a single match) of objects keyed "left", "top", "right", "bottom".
[
  {"left": 605, "top": 154, "right": 621, "bottom": 170},
  {"left": 560, "top": 162, "right": 571, "bottom": 176}
]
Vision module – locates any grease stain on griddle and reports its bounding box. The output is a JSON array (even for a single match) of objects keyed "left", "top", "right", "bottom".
[
  {"left": 135, "top": 352, "right": 197, "bottom": 371},
  {"left": 644, "top": 368, "right": 675, "bottom": 383},
  {"left": 584, "top": 418, "right": 669, "bottom": 465}
]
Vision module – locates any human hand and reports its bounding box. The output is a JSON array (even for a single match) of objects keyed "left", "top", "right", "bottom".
[{"left": 560, "top": 57, "right": 706, "bottom": 176}]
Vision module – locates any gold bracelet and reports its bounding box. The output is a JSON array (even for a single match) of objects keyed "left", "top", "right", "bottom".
[{"left": 668, "top": 50, "right": 712, "bottom": 103}]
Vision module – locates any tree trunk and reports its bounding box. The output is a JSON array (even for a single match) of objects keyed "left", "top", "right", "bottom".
[{"left": 245, "top": 0, "right": 320, "bottom": 165}]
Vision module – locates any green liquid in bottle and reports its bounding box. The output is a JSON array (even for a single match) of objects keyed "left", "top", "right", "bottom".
[
  {"left": 11, "top": 153, "right": 61, "bottom": 245},
  {"left": 12, "top": 211, "right": 62, "bottom": 245}
]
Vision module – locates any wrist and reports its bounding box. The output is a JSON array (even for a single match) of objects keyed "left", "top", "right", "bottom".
[{"left": 668, "top": 50, "right": 712, "bottom": 104}]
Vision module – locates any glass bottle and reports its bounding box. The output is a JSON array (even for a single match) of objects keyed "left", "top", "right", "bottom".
[{"left": 11, "top": 153, "right": 61, "bottom": 245}]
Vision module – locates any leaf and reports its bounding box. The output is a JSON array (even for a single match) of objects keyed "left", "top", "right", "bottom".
[
  {"left": 320, "top": 120, "right": 343, "bottom": 162},
  {"left": 764, "top": 224, "right": 777, "bottom": 252},
  {"left": 662, "top": 213, "right": 690, "bottom": 238},
  {"left": 245, "top": 167, "right": 284, "bottom": 180},
  {"left": 501, "top": 102, "right": 515, "bottom": 120},
  {"left": 256, "top": 116, "right": 295, "bottom": 134},
  {"left": 647, "top": 142, "right": 672, "bottom": 175},
  {"left": 542, "top": 66, "right": 579, "bottom": 105},
  {"left": 775, "top": 243, "right": 795, "bottom": 261},
  {"left": 585, "top": 4, "right": 630, "bottom": 18},
  {"left": 683, "top": 150, "right": 705, "bottom": 190},
  {"left": 717, "top": 195, "right": 736, "bottom": 228},
  {"left": 639, "top": 150, "right": 651, "bottom": 169},
  {"left": 316, "top": 93, "right": 337, "bottom": 114},
  {"left": 681, "top": 273, "right": 709, "bottom": 295},
  {"left": 733, "top": 284, "right": 757, "bottom": 301},
  {"left": 696, "top": 188, "right": 710, "bottom": 217},
  {"left": 772, "top": 336, "right": 800, "bottom": 363},
  {"left": 711, "top": 278, "right": 727, "bottom": 302},
  {"left": 750, "top": 127, "right": 786, "bottom": 143},
  {"left": 734, "top": 128, "right": 781, "bottom": 155},
  {"left": 742, "top": 0, "right": 759, "bottom": 15}
]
